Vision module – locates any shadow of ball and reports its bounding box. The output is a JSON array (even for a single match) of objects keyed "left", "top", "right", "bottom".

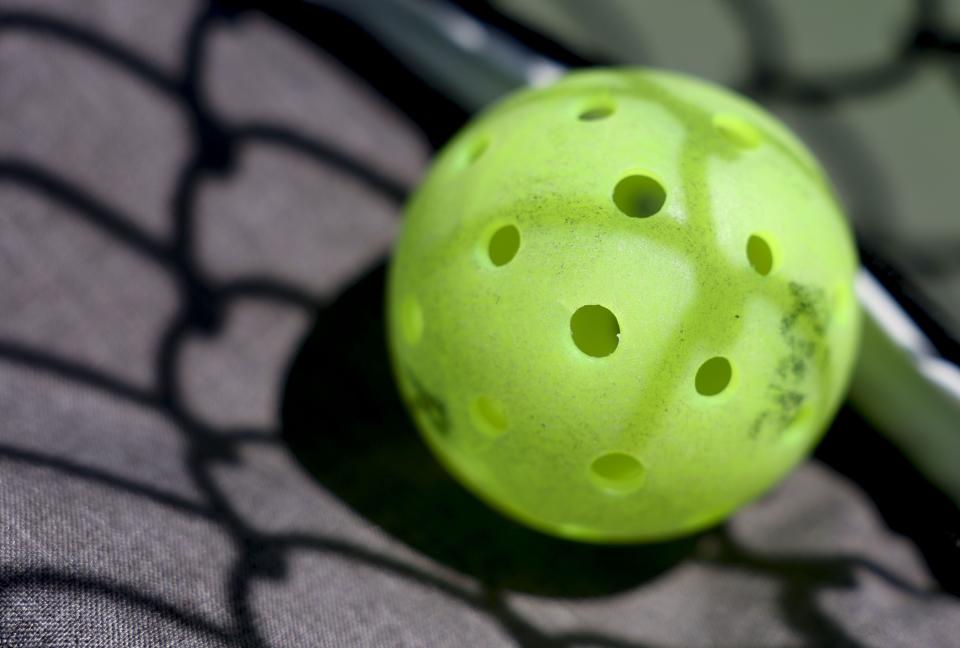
[{"left": 280, "top": 264, "right": 697, "bottom": 597}]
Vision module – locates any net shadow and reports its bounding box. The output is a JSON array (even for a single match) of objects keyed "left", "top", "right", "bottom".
[{"left": 0, "top": 1, "right": 958, "bottom": 647}]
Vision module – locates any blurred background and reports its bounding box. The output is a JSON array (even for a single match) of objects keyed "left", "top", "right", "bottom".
[{"left": 0, "top": 1, "right": 958, "bottom": 646}]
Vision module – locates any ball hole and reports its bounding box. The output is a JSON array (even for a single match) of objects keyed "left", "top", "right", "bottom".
[
  {"left": 746, "top": 235, "right": 774, "bottom": 276},
  {"left": 470, "top": 396, "right": 508, "bottom": 437},
  {"left": 590, "top": 452, "right": 646, "bottom": 494},
  {"left": 571, "top": 305, "right": 620, "bottom": 358},
  {"left": 400, "top": 296, "right": 423, "bottom": 346},
  {"left": 488, "top": 224, "right": 520, "bottom": 266},
  {"left": 695, "top": 357, "right": 732, "bottom": 396},
  {"left": 613, "top": 174, "right": 666, "bottom": 218},
  {"left": 578, "top": 101, "right": 616, "bottom": 121},
  {"left": 713, "top": 113, "right": 762, "bottom": 148},
  {"left": 463, "top": 136, "right": 489, "bottom": 167}
]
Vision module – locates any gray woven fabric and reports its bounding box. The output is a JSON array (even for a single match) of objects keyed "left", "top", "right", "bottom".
[{"left": 0, "top": 1, "right": 958, "bottom": 647}]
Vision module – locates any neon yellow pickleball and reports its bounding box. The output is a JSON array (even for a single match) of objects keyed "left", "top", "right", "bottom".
[{"left": 386, "top": 68, "right": 861, "bottom": 543}]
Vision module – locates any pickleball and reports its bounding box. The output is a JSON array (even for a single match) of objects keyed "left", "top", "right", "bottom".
[{"left": 386, "top": 68, "right": 861, "bottom": 542}]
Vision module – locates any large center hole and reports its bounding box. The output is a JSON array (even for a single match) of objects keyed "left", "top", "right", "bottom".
[
  {"left": 613, "top": 174, "right": 666, "bottom": 218},
  {"left": 695, "top": 357, "right": 732, "bottom": 396},
  {"left": 571, "top": 305, "right": 620, "bottom": 357}
]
